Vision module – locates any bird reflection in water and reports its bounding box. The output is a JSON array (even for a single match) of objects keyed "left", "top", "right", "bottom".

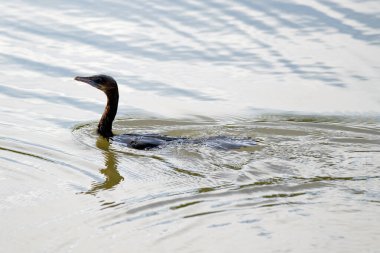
[{"left": 85, "top": 137, "right": 124, "bottom": 195}]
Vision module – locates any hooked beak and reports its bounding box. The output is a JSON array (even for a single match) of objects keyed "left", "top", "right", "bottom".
[{"left": 74, "top": 76, "right": 101, "bottom": 89}]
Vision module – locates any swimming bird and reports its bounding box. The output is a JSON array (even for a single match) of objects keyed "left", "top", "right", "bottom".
[{"left": 75, "top": 74, "right": 255, "bottom": 150}]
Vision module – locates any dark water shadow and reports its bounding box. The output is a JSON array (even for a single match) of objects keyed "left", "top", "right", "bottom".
[
  {"left": 0, "top": 53, "right": 77, "bottom": 77},
  {"left": 318, "top": 0, "right": 380, "bottom": 30},
  {"left": 0, "top": 52, "right": 221, "bottom": 102},
  {"left": 168, "top": 0, "right": 347, "bottom": 87},
  {"left": 85, "top": 137, "right": 124, "bottom": 195},
  {"left": 2, "top": 0, "right": 376, "bottom": 88},
  {"left": 200, "top": 0, "right": 277, "bottom": 34},
  {"left": 264, "top": 1, "right": 380, "bottom": 43},
  {"left": 0, "top": 82, "right": 104, "bottom": 113},
  {"left": 118, "top": 75, "right": 222, "bottom": 101},
  {"left": 0, "top": 2, "right": 267, "bottom": 65},
  {"left": 194, "top": 0, "right": 348, "bottom": 87}
]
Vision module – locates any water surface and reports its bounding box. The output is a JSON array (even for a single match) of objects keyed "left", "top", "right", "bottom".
[{"left": 0, "top": 0, "right": 379, "bottom": 252}]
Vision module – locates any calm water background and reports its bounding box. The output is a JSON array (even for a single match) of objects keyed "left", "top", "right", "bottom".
[{"left": 0, "top": 0, "right": 379, "bottom": 252}]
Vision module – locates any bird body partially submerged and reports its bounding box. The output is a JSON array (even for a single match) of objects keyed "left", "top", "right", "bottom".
[
  {"left": 75, "top": 74, "right": 255, "bottom": 150},
  {"left": 113, "top": 133, "right": 185, "bottom": 150}
]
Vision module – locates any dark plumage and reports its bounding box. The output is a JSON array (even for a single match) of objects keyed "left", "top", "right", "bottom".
[
  {"left": 75, "top": 75, "right": 119, "bottom": 138},
  {"left": 75, "top": 74, "right": 184, "bottom": 149},
  {"left": 75, "top": 74, "right": 255, "bottom": 150}
]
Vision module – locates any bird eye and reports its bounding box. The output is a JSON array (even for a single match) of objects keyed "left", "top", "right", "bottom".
[{"left": 94, "top": 77, "right": 103, "bottom": 83}]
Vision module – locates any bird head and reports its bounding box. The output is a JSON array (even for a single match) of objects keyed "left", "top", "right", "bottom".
[{"left": 74, "top": 74, "right": 118, "bottom": 94}]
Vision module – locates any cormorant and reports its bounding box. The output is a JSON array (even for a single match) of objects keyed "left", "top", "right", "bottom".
[{"left": 75, "top": 74, "right": 255, "bottom": 150}]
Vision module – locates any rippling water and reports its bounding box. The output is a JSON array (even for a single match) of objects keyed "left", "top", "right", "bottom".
[{"left": 1, "top": 0, "right": 379, "bottom": 252}]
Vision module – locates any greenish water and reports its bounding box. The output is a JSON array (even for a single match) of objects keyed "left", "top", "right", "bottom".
[{"left": 1, "top": 1, "right": 380, "bottom": 252}]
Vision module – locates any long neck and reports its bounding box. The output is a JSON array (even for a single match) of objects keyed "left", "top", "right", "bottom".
[{"left": 98, "top": 89, "right": 119, "bottom": 138}]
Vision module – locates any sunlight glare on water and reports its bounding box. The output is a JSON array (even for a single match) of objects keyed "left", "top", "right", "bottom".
[{"left": 0, "top": 0, "right": 379, "bottom": 252}]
